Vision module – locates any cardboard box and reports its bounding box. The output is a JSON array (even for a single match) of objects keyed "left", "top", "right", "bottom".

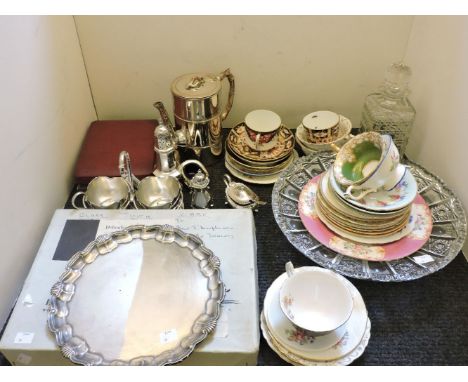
[{"left": 0, "top": 209, "right": 259, "bottom": 365}]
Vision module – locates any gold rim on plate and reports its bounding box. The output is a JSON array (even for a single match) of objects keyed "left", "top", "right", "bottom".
[{"left": 227, "top": 123, "right": 295, "bottom": 163}]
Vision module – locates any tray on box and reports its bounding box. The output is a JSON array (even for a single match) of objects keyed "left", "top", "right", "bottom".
[{"left": 48, "top": 225, "right": 225, "bottom": 365}]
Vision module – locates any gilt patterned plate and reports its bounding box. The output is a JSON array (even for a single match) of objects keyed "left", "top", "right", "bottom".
[
  {"left": 272, "top": 152, "right": 467, "bottom": 281},
  {"left": 299, "top": 175, "right": 432, "bottom": 258},
  {"left": 264, "top": 269, "right": 368, "bottom": 361},
  {"left": 226, "top": 123, "right": 295, "bottom": 163}
]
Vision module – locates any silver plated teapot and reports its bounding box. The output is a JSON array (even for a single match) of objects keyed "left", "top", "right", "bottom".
[{"left": 155, "top": 68, "right": 235, "bottom": 157}]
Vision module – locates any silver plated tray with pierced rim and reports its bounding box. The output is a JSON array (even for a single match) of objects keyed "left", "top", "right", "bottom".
[
  {"left": 47, "top": 225, "right": 225, "bottom": 365},
  {"left": 272, "top": 151, "right": 467, "bottom": 282}
]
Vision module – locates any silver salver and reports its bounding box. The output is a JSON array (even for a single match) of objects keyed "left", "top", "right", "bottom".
[
  {"left": 47, "top": 225, "right": 225, "bottom": 365},
  {"left": 272, "top": 151, "right": 467, "bottom": 282}
]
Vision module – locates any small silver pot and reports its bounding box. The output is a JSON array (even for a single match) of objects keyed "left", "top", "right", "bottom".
[
  {"left": 71, "top": 177, "right": 130, "bottom": 209},
  {"left": 135, "top": 175, "right": 183, "bottom": 209}
]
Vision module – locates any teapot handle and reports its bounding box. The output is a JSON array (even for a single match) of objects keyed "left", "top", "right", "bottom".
[
  {"left": 179, "top": 159, "right": 209, "bottom": 186},
  {"left": 217, "top": 68, "right": 235, "bottom": 121}
]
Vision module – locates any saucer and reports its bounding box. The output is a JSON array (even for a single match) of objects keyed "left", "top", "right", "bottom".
[
  {"left": 330, "top": 163, "right": 418, "bottom": 213},
  {"left": 316, "top": 199, "right": 415, "bottom": 245},
  {"left": 295, "top": 115, "right": 352, "bottom": 151},
  {"left": 227, "top": 123, "right": 295, "bottom": 163},
  {"left": 261, "top": 311, "right": 371, "bottom": 366},
  {"left": 225, "top": 150, "right": 298, "bottom": 185},
  {"left": 298, "top": 175, "right": 433, "bottom": 261},
  {"left": 321, "top": 170, "right": 411, "bottom": 219},
  {"left": 264, "top": 269, "right": 368, "bottom": 361}
]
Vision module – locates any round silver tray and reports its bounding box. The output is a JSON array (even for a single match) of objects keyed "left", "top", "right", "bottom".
[
  {"left": 272, "top": 151, "right": 467, "bottom": 282},
  {"left": 47, "top": 225, "right": 225, "bottom": 365}
]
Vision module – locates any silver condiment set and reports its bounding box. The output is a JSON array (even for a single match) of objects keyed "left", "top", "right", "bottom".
[{"left": 72, "top": 151, "right": 184, "bottom": 210}]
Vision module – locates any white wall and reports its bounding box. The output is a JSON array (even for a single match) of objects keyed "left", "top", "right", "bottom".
[
  {"left": 0, "top": 16, "right": 96, "bottom": 326},
  {"left": 404, "top": 16, "right": 468, "bottom": 255},
  {"left": 74, "top": 16, "right": 413, "bottom": 129}
]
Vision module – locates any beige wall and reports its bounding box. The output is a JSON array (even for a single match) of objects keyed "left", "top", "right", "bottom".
[
  {"left": 0, "top": 16, "right": 96, "bottom": 326},
  {"left": 74, "top": 16, "right": 414, "bottom": 129},
  {"left": 405, "top": 16, "right": 468, "bottom": 255}
]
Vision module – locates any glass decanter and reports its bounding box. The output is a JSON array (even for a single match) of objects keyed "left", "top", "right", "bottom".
[{"left": 360, "top": 62, "right": 416, "bottom": 156}]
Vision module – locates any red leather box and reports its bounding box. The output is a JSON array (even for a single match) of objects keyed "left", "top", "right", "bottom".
[{"left": 74, "top": 120, "right": 156, "bottom": 184}]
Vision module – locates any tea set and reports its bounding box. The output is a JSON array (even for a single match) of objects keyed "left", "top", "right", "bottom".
[
  {"left": 225, "top": 109, "right": 297, "bottom": 184},
  {"left": 261, "top": 262, "right": 370, "bottom": 365},
  {"left": 295, "top": 111, "right": 353, "bottom": 154}
]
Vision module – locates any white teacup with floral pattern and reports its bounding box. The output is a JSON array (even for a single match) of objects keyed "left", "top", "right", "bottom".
[
  {"left": 279, "top": 262, "right": 354, "bottom": 336},
  {"left": 344, "top": 135, "right": 406, "bottom": 201}
]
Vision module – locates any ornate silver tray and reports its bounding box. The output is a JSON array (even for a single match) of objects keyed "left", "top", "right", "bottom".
[
  {"left": 47, "top": 225, "right": 225, "bottom": 365},
  {"left": 272, "top": 152, "right": 467, "bottom": 282}
]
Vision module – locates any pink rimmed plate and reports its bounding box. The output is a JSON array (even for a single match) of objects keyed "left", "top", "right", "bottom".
[{"left": 298, "top": 175, "right": 433, "bottom": 262}]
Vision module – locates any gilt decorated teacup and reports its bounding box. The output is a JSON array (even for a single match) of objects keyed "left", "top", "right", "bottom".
[
  {"left": 344, "top": 135, "right": 407, "bottom": 200},
  {"left": 244, "top": 109, "right": 281, "bottom": 151},
  {"left": 302, "top": 110, "right": 341, "bottom": 144}
]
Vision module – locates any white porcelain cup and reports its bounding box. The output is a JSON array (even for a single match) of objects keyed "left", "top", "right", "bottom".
[
  {"left": 244, "top": 109, "right": 281, "bottom": 151},
  {"left": 279, "top": 262, "right": 354, "bottom": 336},
  {"left": 344, "top": 135, "right": 406, "bottom": 201},
  {"left": 302, "top": 110, "right": 340, "bottom": 144}
]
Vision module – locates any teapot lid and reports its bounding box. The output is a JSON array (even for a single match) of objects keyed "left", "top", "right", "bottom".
[{"left": 171, "top": 73, "right": 221, "bottom": 99}]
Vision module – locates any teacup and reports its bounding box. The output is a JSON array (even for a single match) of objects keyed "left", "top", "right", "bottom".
[
  {"left": 71, "top": 176, "right": 131, "bottom": 209},
  {"left": 244, "top": 109, "right": 281, "bottom": 151},
  {"left": 334, "top": 133, "right": 405, "bottom": 200},
  {"left": 279, "top": 262, "right": 354, "bottom": 336},
  {"left": 302, "top": 110, "right": 341, "bottom": 144},
  {"left": 333, "top": 131, "right": 386, "bottom": 187},
  {"left": 135, "top": 175, "right": 183, "bottom": 209},
  {"left": 344, "top": 135, "right": 406, "bottom": 200}
]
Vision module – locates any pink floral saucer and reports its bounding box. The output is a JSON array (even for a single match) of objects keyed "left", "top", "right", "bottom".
[{"left": 298, "top": 175, "right": 433, "bottom": 262}]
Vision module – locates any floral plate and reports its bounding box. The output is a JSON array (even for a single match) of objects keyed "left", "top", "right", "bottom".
[
  {"left": 299, "top": 176, "right": 433, "bottom": 261},
  {"left": 264, "top": 269, "right": 368, "bottom": 361},
  {"left": 261, "top": 312, "right": 371, "bottom": 366},
  {"left": 329, "top": 166, "right": 418, "bottom": 212}
]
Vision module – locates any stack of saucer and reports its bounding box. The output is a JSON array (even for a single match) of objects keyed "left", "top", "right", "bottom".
[
  {"left": 225, "top": 110, "right": 297, "bottom": 184},
  {"left": 261, "top": 263, "right": 371, "bottom": 366},
  {"left": 313, "top": 132, "right": 418, "bottom": 244},
  {"left": 315, "top": 169, "right": 416, "bottom": 244},
  {"left": 295, "top": 111, "right": 352, "bottom": 154}
]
